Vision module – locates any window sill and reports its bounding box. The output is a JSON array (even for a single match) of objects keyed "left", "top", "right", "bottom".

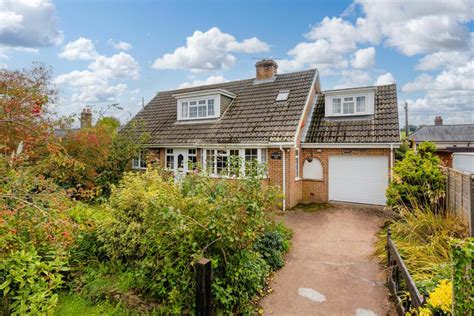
[
  {"left": 295, "top": 177, "right": 302, "bottom": 181},
  {"left": 302, "top": 178, "right": 324, "bottom": 182},
  {"left": 132, "top": 167, "right": 147, "bottom": 170}
]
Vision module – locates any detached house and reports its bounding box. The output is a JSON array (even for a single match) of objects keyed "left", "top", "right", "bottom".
[{"left": 127, "top": 59, "right": 400, "bottom": 208}]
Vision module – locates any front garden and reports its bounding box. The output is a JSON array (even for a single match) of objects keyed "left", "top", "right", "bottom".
[
  {"left": 0, "top": 65, "right": 291, "bottom": 314},
  {"left": 376, "top": 142, "right": 473, "bottom": 315}
]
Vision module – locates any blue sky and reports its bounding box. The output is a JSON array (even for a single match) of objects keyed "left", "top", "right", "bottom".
[{"left": 1, "top": 0, "right": 472, "bottom": 126}]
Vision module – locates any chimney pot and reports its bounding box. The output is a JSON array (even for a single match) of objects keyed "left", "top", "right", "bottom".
[
  {"left": 255, "top": 59, "right": 278, "bottom": 80},
  {"left": 434, "top": 116, "right": 443, "bottom": 126},
  {"left": 80, "top": 107, "right": 92, "bottom": 128}
]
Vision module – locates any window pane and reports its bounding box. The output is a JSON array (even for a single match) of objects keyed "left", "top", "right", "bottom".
[
  {"left": 216, "top": 150, "right": 228, "bottom": 175},
  {"left": 206, "top": 149, "right": 215, "bottom": 174},
  {"left": 344, "top": 97, "right": 353, "bottom": 101},
  {"left": 198, "top": 105, "right": 207, "bottom": 117},
  {"left": 166, "top": 148, "right": 173, "bottom": 154},
  {"left": 229, "top": 150, "right": 241, "bottom": 176},
  {"left": 166, "top": 155, "right": 174, "bottom": 169},
  {"left": 332, "top": 98, "right": 341, "bottom": 113},
  {"left": 245, "top": 149, "right": 258, "bottom": 161},
  {"left": 356, "top": 96, "right": 366, "bottom": 112},
  {"left": 343, "top": 101, "right": 354, "bottom": 114},
  {"left": 188, "top": 149, "right": 196, "bottom": 155},
  {"left": 208, "top": 99, "right": 215, "bottom": 116},
  {"left": 189, "top": 107, "right": 198, "bottom": 118},
  {"left": 190, "top": 101, "right": 197, "bottom": 106},
  {"left": 181, "top": 102, "right": 188, "bottom": 117}
]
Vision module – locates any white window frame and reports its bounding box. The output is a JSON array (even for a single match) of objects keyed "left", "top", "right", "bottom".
[
  {"left": 276, "top": 90, "right": 290, "bottom": 101},
  {"left": 325, "top": 89, "right": 375, "bottom": 117},
  {"left": 132, "top": 150, "right": 147, "bottom": 170},
  {"left": 166, "top": 148, "right": 174, "bottom": 170},
  {"left": 202, "top": 148, "right": 267, "bottom": 178},
  {"left": 177, "top": 95, "right": 220, "bottom": 121}
]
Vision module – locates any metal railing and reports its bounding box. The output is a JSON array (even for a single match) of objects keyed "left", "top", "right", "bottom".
[{"left": 386, "top": 227, "right": 425, "bottom": 315}]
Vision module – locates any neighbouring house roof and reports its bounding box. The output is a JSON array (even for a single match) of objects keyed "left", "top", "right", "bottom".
[
  {"left": 408, "top": 124, "right": 474, "bottom": 142},
  {"left": 304, "top": 84, "right": 400, "bottom": 143},
  {"left": 125, "top": 69, "right": 317, "bottom": 145}
]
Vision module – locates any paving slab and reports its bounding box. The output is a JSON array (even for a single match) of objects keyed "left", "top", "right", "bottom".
[{"left": 260, "top": 203, "right": 395, "bottom": 316}]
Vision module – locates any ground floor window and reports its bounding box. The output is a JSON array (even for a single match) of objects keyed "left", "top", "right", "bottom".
[
  {"left": 203, "top": 148, "right": 267, "bottom": 177},
  {"left": 166, "top": 148, "right": 174, "bottom": 169},
  {"left": 132, "top": 150, "right": 147, "bottom": 170}
]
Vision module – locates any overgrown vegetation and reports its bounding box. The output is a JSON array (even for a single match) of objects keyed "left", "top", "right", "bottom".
[
  {"left": 1, "top": 64, "right": 291, "bottom": 314},
  {"left": 379, "top": 143, "right": 470, "bottom": 315},
  {"left": 69, "top": 166, "right": 288, "bottom": 313},
  {"left": 386, "top": 142, "right": 446, "bottom": 211}
]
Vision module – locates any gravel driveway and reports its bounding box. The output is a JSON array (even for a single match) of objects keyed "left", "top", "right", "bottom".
[{"left": 260, "top": 203, "right": 395, "bottom": 316}]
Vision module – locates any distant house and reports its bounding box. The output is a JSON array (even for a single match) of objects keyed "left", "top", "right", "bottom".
[
  {"left": 408, "top": 116, "right": 474, "bottom": 167},
  {"left": 126, "top": 59, "right": 400, "bottom": 207},
  {"left": 54, "top": 108, "right": 92, "bottom": 137}
]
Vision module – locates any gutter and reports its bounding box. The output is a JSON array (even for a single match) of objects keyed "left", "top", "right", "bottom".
[
  {"left": 390, "top": 143, "right": 394, "bottom": 179},
  {"left": 301, "top": 142, "right": 402, "bottom": 149},
  {"left": 279, "top": 144, "right": 286, "bottom": 212},
  {"left": 145, "top": 142, "right": 295, "bottom": 149}
]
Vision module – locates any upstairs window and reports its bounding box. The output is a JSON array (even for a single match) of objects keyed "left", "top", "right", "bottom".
[
  {"left": 325, "top": 89, "right": 375, "bottom": 117},
  {"left": 179, "top": 98, "right": 218, "bottom": 120}
]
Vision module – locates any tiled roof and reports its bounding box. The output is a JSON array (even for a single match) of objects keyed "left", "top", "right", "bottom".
[
  {"left": 304, "top": 84, "right": 400, "bottom": 143},
  {"left": 126, "top": 69, "right": 317, "bottom": 144},
  {"left": 408, "top": 124, "right": 474, "bottom": 142}
]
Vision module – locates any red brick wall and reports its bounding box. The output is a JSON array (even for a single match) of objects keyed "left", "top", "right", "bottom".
[{"left": 300, "top": 148, "right": 392, "bottom": 203}]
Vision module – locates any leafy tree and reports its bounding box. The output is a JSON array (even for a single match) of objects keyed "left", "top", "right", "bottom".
[
  {"left": 386, "top": 142, "right": 446, "bottom": 211},
  {"left": 0, "top": 64, "right": 60, "bottom": 164}
]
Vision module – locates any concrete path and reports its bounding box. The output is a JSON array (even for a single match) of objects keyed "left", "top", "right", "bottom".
[{"left": 260, "top": 203, "right": 395, "bottom": 316}]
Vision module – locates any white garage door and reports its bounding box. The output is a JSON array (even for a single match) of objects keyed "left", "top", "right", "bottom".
[{"left": 329, "top": 156, "right": 388, "bottom": 205}]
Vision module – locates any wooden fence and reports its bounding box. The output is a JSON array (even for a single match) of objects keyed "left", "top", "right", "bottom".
[{"left": 445, "top": 168, "right": 474, "bottom": 237}]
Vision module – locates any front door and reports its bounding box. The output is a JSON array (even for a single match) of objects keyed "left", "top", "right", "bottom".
[{"left": 173, "top": 149, "right": 188, "bottom": 176}]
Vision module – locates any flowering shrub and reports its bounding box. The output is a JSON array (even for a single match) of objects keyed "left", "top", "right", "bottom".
[{"left": 426, "top": 280, "right": 453, "bottom": 314}]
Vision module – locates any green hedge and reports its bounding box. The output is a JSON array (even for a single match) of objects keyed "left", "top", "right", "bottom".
[{"left": 452, "top": 238, "right": 474, "bottom": 315}]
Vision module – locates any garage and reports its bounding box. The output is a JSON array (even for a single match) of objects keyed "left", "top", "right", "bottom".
[{"left": 328, "top": 155, "right": 389, "bottom": 205}]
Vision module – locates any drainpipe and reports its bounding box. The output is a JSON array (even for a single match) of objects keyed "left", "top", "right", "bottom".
[
  {"left": 390, "top": 143, "right": 394, "bottom": 180},
  {"left": 279, "top": 145, "right": 286, "bottom": 211}
]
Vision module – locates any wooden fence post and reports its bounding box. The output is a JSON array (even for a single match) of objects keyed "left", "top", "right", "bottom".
[{"left": 196, "top": 258, "right": 212, "bottom": 316}]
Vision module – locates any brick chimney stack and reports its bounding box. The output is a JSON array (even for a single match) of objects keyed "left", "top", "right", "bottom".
[
  {"left": 255, "top": 59, "right": 278, "bottom": 80},
  {"left": 80, "top": 108, "right": 92, "bottom": 129},
  {"left": 434, "top": 116, "right": 443, "bottom": 126}
]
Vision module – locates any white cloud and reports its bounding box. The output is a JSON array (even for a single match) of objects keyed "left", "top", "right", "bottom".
[
  {"left": 402, "top": 74, "right": 433, "bottom": 93},
  {"left": 152, "top": 27, "right": 269, "bottom": 71},
  {"left": 178, "top": 75, "right": 228, "bottom": 89},
  {"left": 351, "top": 47, "right": 375, "bottom": 68},
  {"left": 71, "top": 83, "right": 128, "bottom": 104},
  {"left": 416, "top": 51, "right": 471, "bottom": 71},
  {"left": 89, "top": 52, "right": 139, "bottom": 79},
  {"left": 333, "top": 69, "right": 372, "bottom": 89},
  {"left": 109, "top": 39, "right": 133, "bottom": 51},
  {"left": 0, "top": 0, "right": 63, "bottom": 48},
  {"left": 55, "top": 41, "right": 140, "bottom": 110},
  {"left": 59, "top": 37, "right": 98, "bottom": 60},
  {"left": 355, "top": 0, "right": 471, "bottom": 56},
  {"left": 375, "top": 72, "right": 396, "bottom": 86},
  {"left": 401, "top": 61, "right": 474, "bottom": 125},
  {"left": 279, "top": 39, "right": 349, "bottom": 73}
]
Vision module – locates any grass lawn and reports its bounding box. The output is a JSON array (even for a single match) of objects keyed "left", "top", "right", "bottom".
[{"left": 55, "top": 293, "right": 128, "bottom": 316}]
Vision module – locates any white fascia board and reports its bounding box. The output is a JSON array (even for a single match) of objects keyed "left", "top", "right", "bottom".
[
  {"left": 324, "top": 86, "right": 376, "bottom": 95},
  {"left": 294, "top": 69, "right": 319, "bottom": 147},
  {"left": 145, "top": 142, "right": 295, "bottom": 149},
  {"left": 173, "top": 89, "right": 236, "bottom": 99},
  {"left": 301, "top": 142, "right": 401, "bottom": 149}
]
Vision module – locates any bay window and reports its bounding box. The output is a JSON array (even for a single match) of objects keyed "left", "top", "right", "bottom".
[{"left": 203, "top": 148, "right": 267, "bottom": 177}]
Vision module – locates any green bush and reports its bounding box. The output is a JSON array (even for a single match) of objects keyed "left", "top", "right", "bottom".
[
  {"left": 0, "top": 248, "right": 67, "bottom": 315},
  {"left": 386, "top": 142, "right": 446, "bottom": 211},
  {"left": 254, "top": 223, "right": 292, "bottom": 270},
  {"left": 71, "top": 166, "right": 288, "bottom": 313},
  {"left": 452, "top": 238, "right": 474, "bottom": 314}
]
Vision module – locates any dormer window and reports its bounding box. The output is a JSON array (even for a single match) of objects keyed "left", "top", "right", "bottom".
[
  {"left": 325, "top": 88, "right": 374, "bottom": 117},
  {"left": 174, "top": 89, "right": 235, "bottom": 121}
]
